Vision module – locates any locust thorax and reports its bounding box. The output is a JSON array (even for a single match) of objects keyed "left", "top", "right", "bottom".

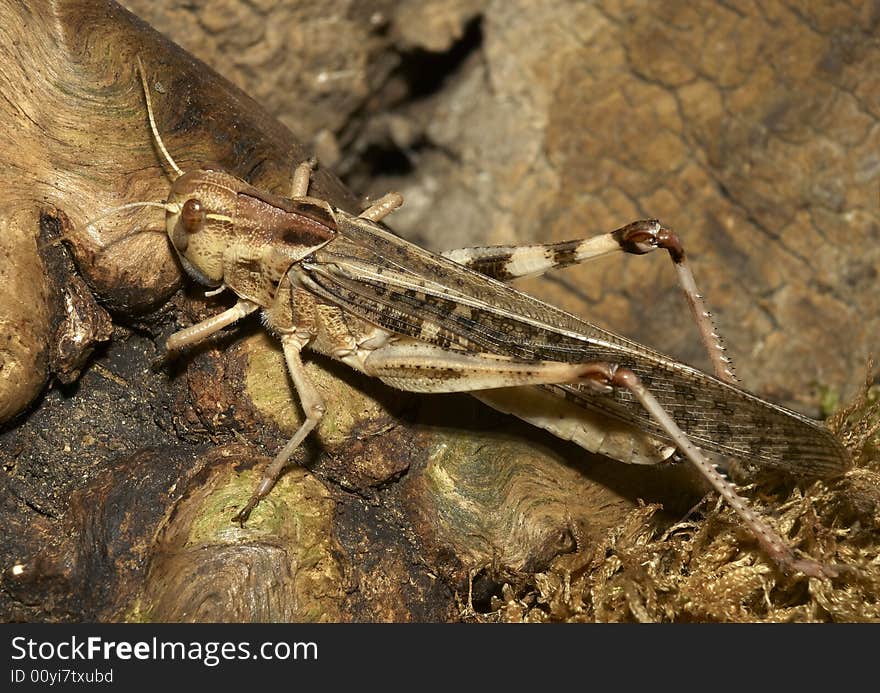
[
  {"left": 164, "top": 169, "right": 242, "bottom": 289},
  {"left": 163, "top": 167, "right": 338, "bottom": 305}
]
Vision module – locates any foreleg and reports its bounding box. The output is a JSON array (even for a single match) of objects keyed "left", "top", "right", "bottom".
[{"left": 166, "top": 299, "right": 259, "bottom": 352}]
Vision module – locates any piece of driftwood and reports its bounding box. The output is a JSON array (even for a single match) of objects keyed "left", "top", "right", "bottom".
[{"left": 1, "top": 0, "right": 878, "bottom": 622}]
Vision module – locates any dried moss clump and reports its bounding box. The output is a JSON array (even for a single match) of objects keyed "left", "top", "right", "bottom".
[{"left": 465, "top": 379, "right": 880, "bottom": 623}]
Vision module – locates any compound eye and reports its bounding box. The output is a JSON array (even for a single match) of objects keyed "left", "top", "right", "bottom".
[{"left": 181, "top": 198, "right": 205, "bottom": 234}]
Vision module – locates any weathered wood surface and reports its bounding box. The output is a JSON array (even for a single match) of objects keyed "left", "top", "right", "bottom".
[{"left": 1, "top": 0, "right": 878, "bottom": 622}]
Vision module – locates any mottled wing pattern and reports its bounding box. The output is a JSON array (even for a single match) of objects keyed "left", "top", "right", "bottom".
[{"left": 298, "top": 215, "right": 848, "bottom": 477}]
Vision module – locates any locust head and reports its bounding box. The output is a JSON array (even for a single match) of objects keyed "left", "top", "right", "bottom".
[
  {"left": 164, "top": 168, "right": 241, "bottom": 289},
  {"left": 108, "top": 58, "right": 336, "bottom": 299}
]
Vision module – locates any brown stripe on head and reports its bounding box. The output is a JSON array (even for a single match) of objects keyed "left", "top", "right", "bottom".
[{"left": 235, "top": 193, "right": 336, "bottom": 248}]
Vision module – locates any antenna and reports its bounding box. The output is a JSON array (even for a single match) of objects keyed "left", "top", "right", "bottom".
[
  {"left": 81, "top": 200, "right": 179, "bottom": 248},
  {"left": 136, "top": 55, "right": 184, "bottom": 179}
]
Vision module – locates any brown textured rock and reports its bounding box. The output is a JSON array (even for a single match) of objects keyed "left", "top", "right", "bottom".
[
  {"left": 120, "top": 0, "right": 394, "bottom": 143},
  {"left": 354, "top": 0, "right": 878, "bottom": 410}
]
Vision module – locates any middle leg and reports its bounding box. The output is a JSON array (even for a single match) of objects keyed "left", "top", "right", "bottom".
[{"left": 232, "top": 331, "right": 326, "bottom": 523}]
